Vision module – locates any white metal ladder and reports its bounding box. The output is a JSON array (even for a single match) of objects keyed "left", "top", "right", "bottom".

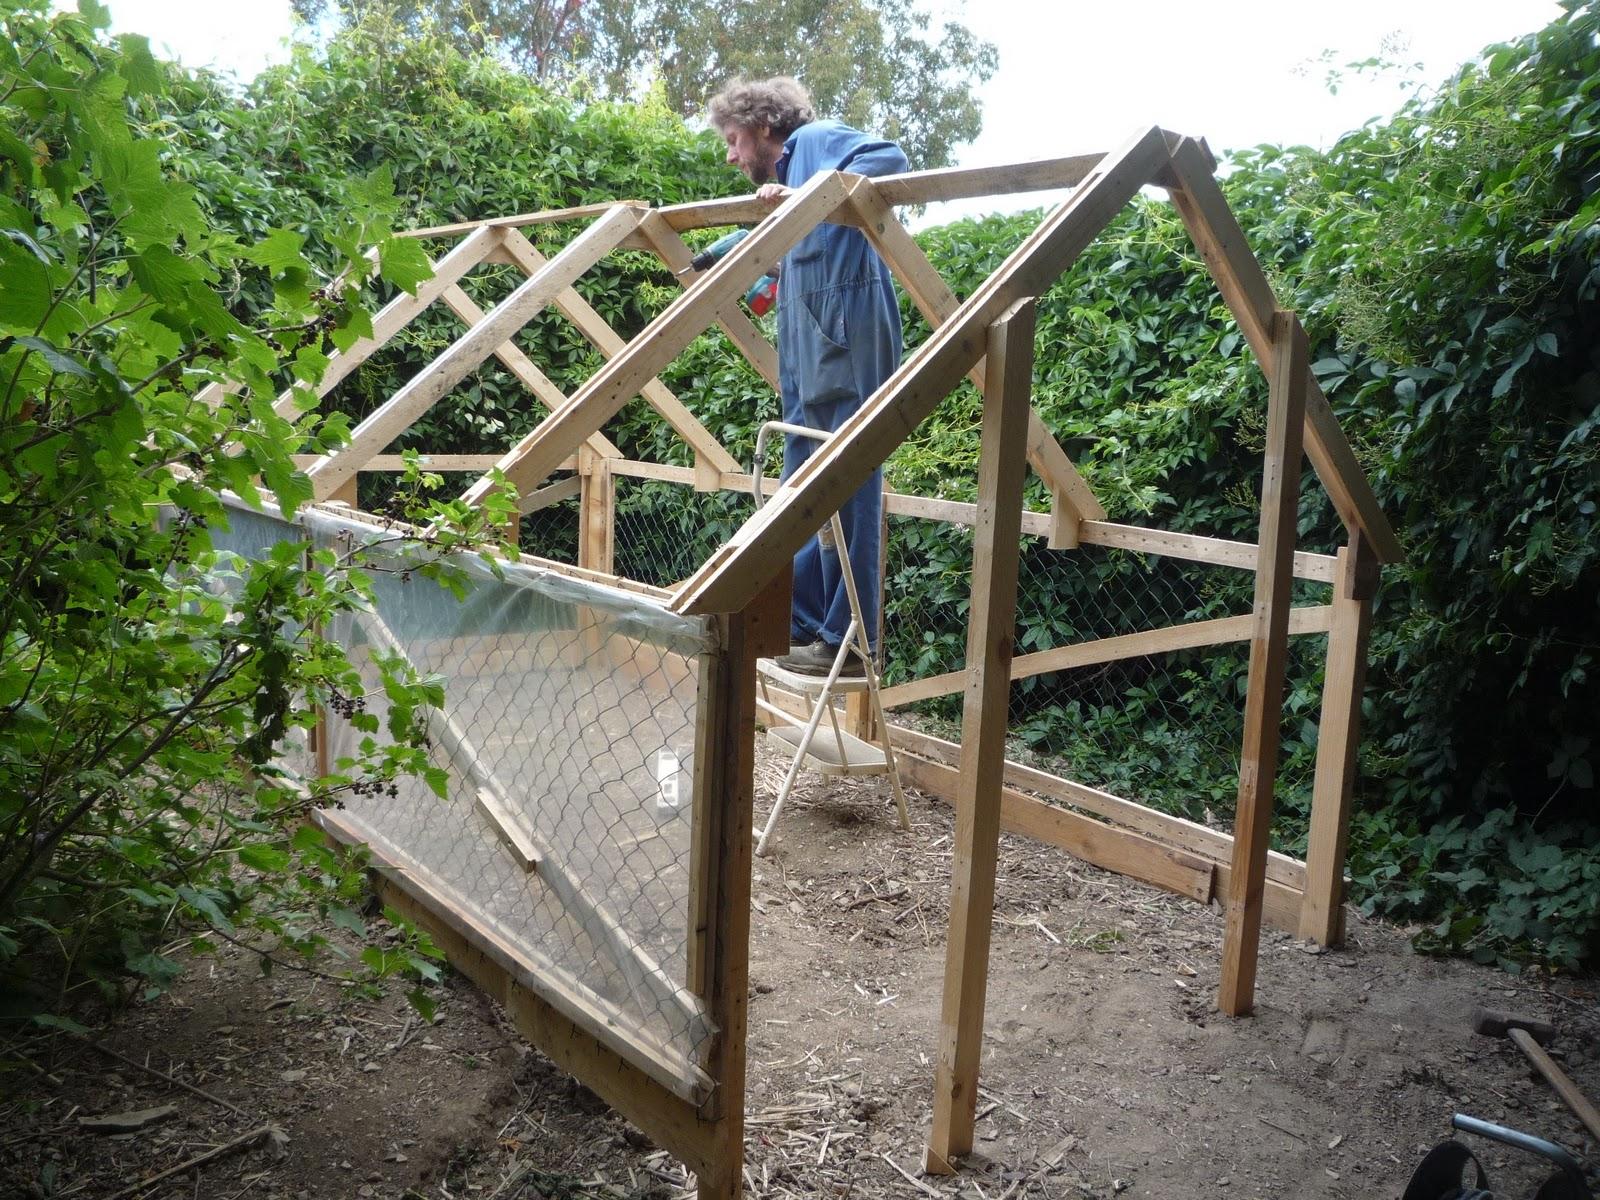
[{"left": 751, "top": 421, "right": 910, "bottom": 857}]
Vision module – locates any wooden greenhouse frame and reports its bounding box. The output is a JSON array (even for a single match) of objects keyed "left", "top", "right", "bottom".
[{"left": 264, "top": 126, "right": 1399, "bottom": 1196}]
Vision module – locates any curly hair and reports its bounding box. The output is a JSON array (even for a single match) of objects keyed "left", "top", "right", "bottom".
[{"left": 707, "top": 77, "right": 815, "bottom": 139}]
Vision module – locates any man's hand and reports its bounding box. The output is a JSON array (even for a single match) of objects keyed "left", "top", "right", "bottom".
[{"left": 756, "top": 183, "right": 791, "bottom": 204}]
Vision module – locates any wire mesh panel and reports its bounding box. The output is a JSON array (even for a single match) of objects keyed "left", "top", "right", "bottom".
[
  {"left": 229, "top": 504, "right": 720, "bottom": 1094},
  {"left": 613, "top": 478, "right": 756, "bottom": 590},
  {"left": 884, "top": 513, "right": 1331, "bottom": 857}
]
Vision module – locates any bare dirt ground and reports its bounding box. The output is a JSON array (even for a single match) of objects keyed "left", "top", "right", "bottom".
[{"left": 5, "top": 753, "right": 1598, "bottom": 1200}]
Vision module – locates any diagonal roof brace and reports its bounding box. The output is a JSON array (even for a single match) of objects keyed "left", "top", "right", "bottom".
[{"left": 457, "top": 169, "right": 856, "bottom": 507}]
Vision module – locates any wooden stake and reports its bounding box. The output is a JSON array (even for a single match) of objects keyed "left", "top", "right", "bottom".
[
  {"left": 1298, "top": 536, "right": 1377, "bottom": 945},
  {"left": 1217, "top": 310, "right": 1308, "bottom": 1017},
  {"left": 925, "top": 298, "right": 1036, "bottom": 1174},
  {"left": 578, "top": 447, "right": 616, "bottom": 575}
]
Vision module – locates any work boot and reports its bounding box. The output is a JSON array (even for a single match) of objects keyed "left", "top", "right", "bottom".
[{"left": 777, "top": 639, "right": 867, "bottom": 678}]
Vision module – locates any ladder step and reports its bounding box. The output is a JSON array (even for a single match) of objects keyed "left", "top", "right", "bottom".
[
  {"left": 765, "top": 726, "right": 888, "bottom": 777},
  {"left": 757, "top": 657, "right": 873, "bottom": 694}
]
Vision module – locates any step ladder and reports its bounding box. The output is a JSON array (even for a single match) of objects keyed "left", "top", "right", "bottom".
[{"left": 750, "top": 421, "right": 910, "bottom": 857}]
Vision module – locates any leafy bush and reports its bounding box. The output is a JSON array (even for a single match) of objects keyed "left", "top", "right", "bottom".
[{"left": 0, "top": 0, "right": 513, "bottom": 1020}]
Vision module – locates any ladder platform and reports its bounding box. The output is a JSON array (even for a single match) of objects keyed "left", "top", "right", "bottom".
[
  {"left": 765, "top": 725, "right": 888, "bottom": 776},
  {"left": 758, "top": 656, "right": 872, "bottom": 694}
]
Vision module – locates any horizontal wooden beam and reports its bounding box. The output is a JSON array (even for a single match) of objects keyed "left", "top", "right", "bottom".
[
  {"left": 670, "top": 127, "right": 1176, "bottom": 619},
  {"left": 459, "top": 170, "right": 853, "bottom": 506},
  {"left": 399, "top": 201, "right": 634, "bottom": 240},
  {"left": 292, "top": 454, "right": 578, "bottom": 474},
  {"left": 895, "top": 751, "right": 1216, "bottom": 903},
  {"left": 879, "top": 603, "right": 1333, "bottom": 710},
  {"left": 654, "top": 153, "right": 1108, "bottom": 232},
  {"left": 887, "top": 722, "right": 1307, "bottom": 893}
]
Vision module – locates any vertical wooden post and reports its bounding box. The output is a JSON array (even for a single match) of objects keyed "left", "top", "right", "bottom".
[
  {"left": 328, "top": 474, "right": 358, "bottom": 509},
  {"left": 578, "top": 446, "right": 615, "bottom": 575},
  {"left": 1298, "top": 534, "right": 1377, "bottom": 945},
  {"left": 846, "top": 476, "right": 891, "bottom": 741},
  {"left": 1218, "top": 310, "right": 1308, "bottom": 1017},
  {"left": 689, "top": 567, "right": 786, "bottom": 1199},
  {"left": 925, "top": 298, "right": 1036, "bottom": 1174}
]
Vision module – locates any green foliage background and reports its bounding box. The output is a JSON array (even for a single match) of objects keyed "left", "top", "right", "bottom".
[{"left": 2, "top": 0, "right": 1597, "bottom": 1018}]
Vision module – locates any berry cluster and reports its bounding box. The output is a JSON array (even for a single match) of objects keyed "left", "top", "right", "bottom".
[{"left": 324, "top": 688, "right": 367, "bottom": 720}]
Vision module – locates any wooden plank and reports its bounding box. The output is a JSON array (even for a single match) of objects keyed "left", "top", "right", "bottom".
[
  {"left": 1079, "top": 520, "right": 1338, "bottom": 583},
  {"left": 399, "top": 201, "right": 638, "bottom": 239},
  {"left": 844, "top": 178, "right": 1105, "bottom": 530},
  {"left": 578, "top": 448, "right": 615, "bottom": 575},
  {"left": 926, "top": 299, "right": 1038, "bottom": 1175},
  {"left": 670, "top": 127, "right": 1174, "bottom": 619},
  {"left": 461, "top": 171, "right": 853, "bottom": 507},
  {"left": 436, "top": 281, "right": 622, "bottom": 460},
  {"left": 886, "top": 722, "right": 1307, "bottom": 897},
  {"left": 308, "top": 204, "right": 643, "bottom": 500},
  {"left": 497, "top": 228, "right": 742, "bottom": 476},
  {"left": 1298, "top": 539, "right": 1376, "bottom": 945},
  {"left": 1218, "top": 310, "right": 1308, "bottom": 1017},
  {"left": 632, "top": 214, "right": 782, "bottom": 393},
  {"left": 1163, "top": 139, "right": 1401, "bottom": 563},
  {"left": 882, "top": 603, "right": 1333, "bottom": 710},
  {"left": 655, "top": 153, "right": 1107, "bottom": 231},
  {"left": 518, "top": 474, "right": 581, "bottom": 515},
  {"left": 897, "top": 751, "right": 1215, "bottom": 904},
  {"left": 895, "top": 745, "right": 1307, "bottom": 933}
]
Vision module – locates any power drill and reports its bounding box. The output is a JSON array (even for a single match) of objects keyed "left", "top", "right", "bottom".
[{"left": 679, "top": 229, "right": 779, "bottom": 316}]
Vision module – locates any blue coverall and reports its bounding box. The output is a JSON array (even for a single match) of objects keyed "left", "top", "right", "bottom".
[{"left": 774, "top": 120, "right": 909, "bottom": 654}]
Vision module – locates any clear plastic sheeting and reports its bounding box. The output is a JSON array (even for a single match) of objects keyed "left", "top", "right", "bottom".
[{"left": 221, "top": 498, "right": 720, "bottom": 1097}]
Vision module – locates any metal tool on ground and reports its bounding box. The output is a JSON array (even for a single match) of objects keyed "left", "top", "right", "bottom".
[
  {"left": 1471, "top": 1006, "right": 1600, "bottom": 1145},
  {"left": 676, "top": 228, "right": 779, "bottom": 315},
  {"left": 749, "top": 420, "right": 910, "bottom": 857},
  {"left": 1402, "top": 1113, "right": 1592, "bottom": 1200}
]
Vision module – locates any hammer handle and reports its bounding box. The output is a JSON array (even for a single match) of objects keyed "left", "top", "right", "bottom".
[{"left": 1510, "top": 1026, "right": 1600, "bottom": 1143}]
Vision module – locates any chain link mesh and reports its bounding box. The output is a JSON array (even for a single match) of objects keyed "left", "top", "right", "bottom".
[
  {"left": 882, "top": 514, "right": 1330, "bottom": 857},
  {"left": 226, "top": 502, "right": 716, "bottom": 1089},
  {"left": 613, "top": 478, "right": 756, "bottom": 590}
]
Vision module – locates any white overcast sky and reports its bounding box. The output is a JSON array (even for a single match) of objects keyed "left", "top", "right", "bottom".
[{"left": 105, "top": 0, "right": 1563, "bottom": 221}]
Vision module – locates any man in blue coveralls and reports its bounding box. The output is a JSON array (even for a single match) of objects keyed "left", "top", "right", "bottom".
[{"left": 707, "top": 77, "right": 908, "bottom": 677}]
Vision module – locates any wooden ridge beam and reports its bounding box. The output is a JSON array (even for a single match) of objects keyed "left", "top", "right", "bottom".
[
  {"left": 843, "top": 178, "right": 1105, "bottom": 542},
  {"left": 306, "top": 204, "right": 644, "bottom": 501},
  {"left": 458, "top": 170, "right": 853, "bottom": 506},
  {"left": 669, "top": 126, "right": 1174, "bottom": 619},
  {"left": 654, "top": 153, "right": 1107, "bottom": 232},
  {"left": 496, "top": 228, "right": 741, "bottom": 478},
  {"left": 1162, "top": 137, "right": 1401, "bottom": 564},
  {"left": 879, "top": 603, "right": 1333, "bottom": 710}
]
